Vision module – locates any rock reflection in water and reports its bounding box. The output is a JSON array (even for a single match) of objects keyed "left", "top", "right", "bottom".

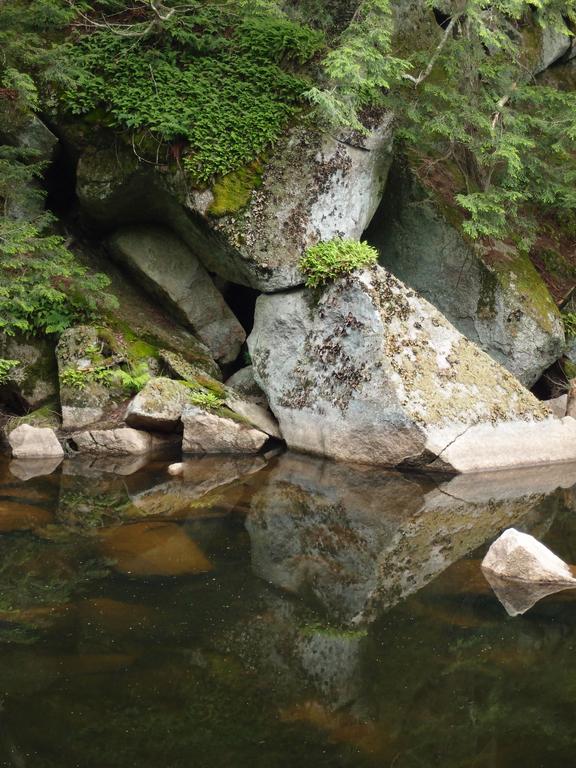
[
  {"left": 247, "top": 454, "right": 576, "bottom": 624},
  {"left": 482, "top": 569, "right": 576, "bottom": 616}
]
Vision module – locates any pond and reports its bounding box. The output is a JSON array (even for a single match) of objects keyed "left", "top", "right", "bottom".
[{"left": 0, "top": 451, "right": 575, "bottom": 768}]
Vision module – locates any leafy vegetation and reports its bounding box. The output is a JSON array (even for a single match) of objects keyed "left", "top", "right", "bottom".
[
  {"left": 300, "top": 238, "right": 379, "bottom": 288},
  {"left": 313, "top": 0, "right": 576, "bottom": 249},
  {"left": 188, "top": 389, "right": 226, "bottom": 411},
  {"left": 0, "top": 0, "right": 116, "bottom": 338},
  {"left": 562, "top": 312, "right": 576, "bottom": 339},
  {"left": 62, "top": 1, "right": 324, "bottom": 183},
  {"left": 0, "top": 358, "right": 20, "bottom": 384},
  {"left": 60, "top": 362, "right": 150, "bottom": 394}
]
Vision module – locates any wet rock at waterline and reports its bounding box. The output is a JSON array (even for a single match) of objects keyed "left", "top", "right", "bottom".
[
  {"left": 8, "top": 425, "right": 64, "bottom": 459},
  {"left": 125, "top": 378, "right": 190, "bottom": 433},
  {"left": 182, "top": 405, "right": 268, "bottom": 455},
  {"left": 246, "top": 454, "right": 575, "bottom": 625},
  {"left": 131, "top": 455, "right": 266, "bottom": 517},
  {"left": 68, "top": 427, "right": 179, "bottom": 456},
  {"left": 107, "top": 226, "right": 245, "bottom": 364},
  {"left": 482, "top": 571, "right": 576, "bottom": 617},
  {"left": 248, "top": 264, "right": 574, "bottom": 472}
]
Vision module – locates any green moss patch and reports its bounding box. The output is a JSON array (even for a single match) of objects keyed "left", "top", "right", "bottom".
[{"left": 208, "top": 161, "right": 263, "bottom": 217}]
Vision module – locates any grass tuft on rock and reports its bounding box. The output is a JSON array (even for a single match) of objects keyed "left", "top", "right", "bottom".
[{"left": 300, "top": 238, "right": 379, "bottom": 288}]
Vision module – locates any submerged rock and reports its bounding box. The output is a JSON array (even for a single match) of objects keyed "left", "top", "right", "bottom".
[
  {"left": 9, "top": 457, "right": 63, "bottom": 481},
  {"left": 182, "top": 404, "right": 268, "bottom": 455},
  {"left": 8, "top": 425, "right": 64, "bottom": 459},
  {"left": 100, "top": 521, "right": 213, "bottom": 576},
  {"left": 107, "top": 226, "right": 245, "bottom": 364},
  {"left": 366, "top": 160, "right": 564, "bottom": 386},
  {"left": 248, "top": 264, "right": 573, "bottom": 472}
]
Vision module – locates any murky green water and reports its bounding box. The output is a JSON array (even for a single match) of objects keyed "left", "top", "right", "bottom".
[{"left": 0, "top": 451, "right": 576, "bottom": 768}]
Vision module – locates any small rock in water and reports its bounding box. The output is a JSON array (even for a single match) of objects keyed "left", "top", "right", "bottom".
[
  {"left": 482, "top": 528, "right": 576, "bottom": 615},
  {"left": 167, "top": 462, "right": 184, "bottom": 476}
]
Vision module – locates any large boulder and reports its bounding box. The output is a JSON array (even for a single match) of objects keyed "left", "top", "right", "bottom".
[
  {"left": 8, "top": 425, "right": 63, "bottom": 459},
  {"left": 76, "top": 121, "right": 393, "bottom": 291},
  {"left": 107, "top": 226, "right": 245, "bottom": 364},
  {"left": 248, "top": 264, "right": 576, "bottom": 472},
  {"left": 182, "top": 405, "right": 268, "bottom": 454},
  {"left": 366, "top": 161, "right": 565, "bottom": 386}
]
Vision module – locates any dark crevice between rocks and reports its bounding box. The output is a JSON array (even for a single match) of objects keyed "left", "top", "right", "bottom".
[
  {"left": 220, "top": 283, "right": 259, "bottom": 336},
  {"left": 531, "top": 360, "right": 569, "bottom": 400},
  {"left": 0, "top": 387, "right": 29, "bottom": 417},
  {"left": 44, "top": 140, "right": 78, "bottom": 219}
]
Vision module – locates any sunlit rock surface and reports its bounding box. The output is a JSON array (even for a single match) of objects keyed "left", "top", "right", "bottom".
[
  {"left": 182, "top": 405, "right": 268, "bottom": 454},
  {"left": 246, "top": 454, "right": 576, "bottom": 624},
  {"left": 8, "top": 425, "right": 63, "bottom": 460},
  {"left": 248, "top": 264, "right": 574, "bottom": 472}
]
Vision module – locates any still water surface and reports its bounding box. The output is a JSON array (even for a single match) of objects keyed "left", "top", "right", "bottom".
[{"left": 0, "top": 451, "right": 576, "bottom": 767}]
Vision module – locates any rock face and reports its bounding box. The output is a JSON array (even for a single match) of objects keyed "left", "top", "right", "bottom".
[
  {"left": 125, "top": 378, "right": 190, "bottom": 432},
  {"left": 366, "top": 161, "right": 564, "bottom": 386},
  {"left": 181, "top": 405, "right": 268, "bottom": 454},
  {"left": 76, "top": 120, "right": 393, "bottom": 291},
  {"left": 211, "top": 122, "right": 394, "bottom": 291},
  {"left": 56, "top": 326, "right": 130, "bottom": 429},
  {"left": 68, "top": 427, "right": 177, "bottom": 456},
  {"left": 482, "top": 528, "right": 576, "bottom": 585},
  {"left": 225, "top": 366, "right": 267, "bottom": 406},
  {"left": 8, "top": 425, "right": 64, "bottom": 459},
  {"left": 107, "top": 226, "right": 245, "bottom": 364},
  {"left": 248, "top": 264, "right": 576, "bottom": 472},
  {"left": 0, "top": 334, "right": 58, "bottom": 411}
]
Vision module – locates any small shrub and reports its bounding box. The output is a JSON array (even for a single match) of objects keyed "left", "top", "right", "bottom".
[
  {"left": 563, "top": 312, "right": 576, "bottom": 339},
  {"left": 300, "top": 238, "right": 379, "bottom": 288},
  {"left": 189, "top": 390, "right": 225, "bottom": 411},
  {"left": 0, "top": 358, "right": 19, "bottom": 385}
]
